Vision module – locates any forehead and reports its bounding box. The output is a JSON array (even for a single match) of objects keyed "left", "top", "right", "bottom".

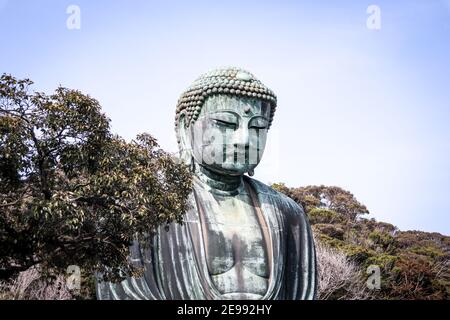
[{"left": 200, "top": 94, "right": 270, "bottom": 117}]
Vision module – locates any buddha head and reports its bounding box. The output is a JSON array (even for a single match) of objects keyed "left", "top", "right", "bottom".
[{"left": 175, "top": 67, "right": 277, "bottom": 177}]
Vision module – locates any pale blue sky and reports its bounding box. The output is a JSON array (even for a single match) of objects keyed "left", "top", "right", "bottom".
[{"left": 1, "top": 0, "right": 449, "bottom": 234}]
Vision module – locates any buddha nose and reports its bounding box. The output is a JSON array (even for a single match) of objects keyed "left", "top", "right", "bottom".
[{"left": 234, "top": 126, "right": 250, "bottom": 149}]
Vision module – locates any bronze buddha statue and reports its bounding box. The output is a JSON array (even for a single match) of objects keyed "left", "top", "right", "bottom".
[{"left": 96, "top": 67, "right": 316, "bottom": 300}]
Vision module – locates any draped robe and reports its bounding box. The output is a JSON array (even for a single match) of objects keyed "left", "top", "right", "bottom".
[{"left": 96, "top": 176, "right": 316, "bottom": 300}]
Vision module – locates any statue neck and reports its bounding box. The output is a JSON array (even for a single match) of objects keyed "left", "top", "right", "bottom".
[{"left": 194, "top": 165, "right": 244, "bottom": 195}]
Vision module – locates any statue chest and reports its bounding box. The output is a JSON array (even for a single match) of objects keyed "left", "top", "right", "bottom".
[{"left": 195, "top": 189, "right": 270, "bottom": 296}]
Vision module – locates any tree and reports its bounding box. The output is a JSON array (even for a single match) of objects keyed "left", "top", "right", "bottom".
[
  {"left": 272, "top": 184, "right": 369, "bottom": 221},
  {"left": 274, "top": 182, "right": 450, "bottom": 300},
  {"left": 0, "top": 74, "right": 192, "bottom": 283}
]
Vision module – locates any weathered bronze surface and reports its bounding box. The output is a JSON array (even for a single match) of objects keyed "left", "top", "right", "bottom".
[{"left": 96, "top": 67, "right": 316, "bottom": 300}]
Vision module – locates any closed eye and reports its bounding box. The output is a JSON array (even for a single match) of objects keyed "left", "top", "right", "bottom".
[
  {"left": 249, "top": 124, "right": 267, "bottom": 129},
  {"left": 213, "top": 119, "right": 237, "bottom": 129}
]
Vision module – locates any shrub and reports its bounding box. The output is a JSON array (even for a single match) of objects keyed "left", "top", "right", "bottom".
[
  {"left": 0, "top": 266, "right": 72, "bottom": 300},
  {"left": 315, "top": 239, "right": 372, "bottom": 300},
  {"left": 308, "top": 208, "right": 345, "bottom": 225},
  {"left": 313, "top": 223, "right": 345, "bottom": 240}
]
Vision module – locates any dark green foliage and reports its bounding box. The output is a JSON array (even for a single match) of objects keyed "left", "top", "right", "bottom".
[
  {"left": 0, "top": 74, "right": 193, "bottom": 283},
  {"left": 273, "top": 184, "right": 369, "bottom": 221},
  {"left": 273, "top": 183, "right": 450, "bottom": 300},
  {"left": 313, "top": 223, "right": 345, "bottom": 240}
]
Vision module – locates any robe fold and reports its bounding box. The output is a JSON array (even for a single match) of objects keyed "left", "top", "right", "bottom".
[{"left": 96, "top": 176, "right": 316, "bottom": 300}]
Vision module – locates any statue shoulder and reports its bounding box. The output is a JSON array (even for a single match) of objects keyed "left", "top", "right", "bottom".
[{"left": 244, "top": 176, "right": 306, "bottom": 217}]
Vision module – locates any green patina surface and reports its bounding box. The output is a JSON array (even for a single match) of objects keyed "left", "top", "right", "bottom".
[{"left": 96, "top": 67, "right": 317, "bottom": 300}]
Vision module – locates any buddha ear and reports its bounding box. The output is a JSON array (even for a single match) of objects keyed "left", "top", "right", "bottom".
[{"left": 177, "top": 112, "right": 192, "bottom": 163}]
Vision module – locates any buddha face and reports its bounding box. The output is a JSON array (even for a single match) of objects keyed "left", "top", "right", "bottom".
[{"left": 183, "top": 94, "right": 271, "bottom": 176}]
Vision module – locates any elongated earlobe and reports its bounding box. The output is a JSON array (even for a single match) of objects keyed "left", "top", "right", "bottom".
[{"left": 177, "top": 112, "right": 193, "bottom": 165}]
